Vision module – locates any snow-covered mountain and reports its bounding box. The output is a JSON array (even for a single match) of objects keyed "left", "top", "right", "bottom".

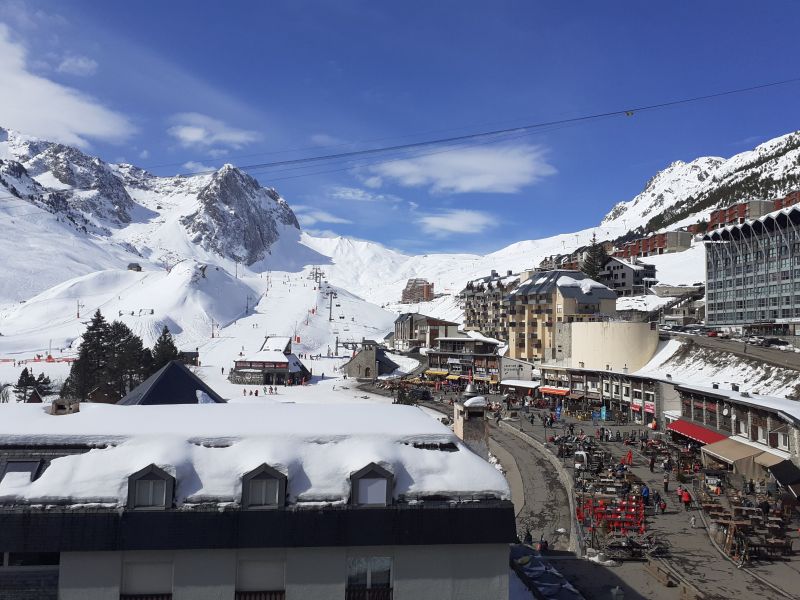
[
  {"left": 0, "top": 126, "right": 313, "bottom": 302},
  {"left": 1, "top": 125, "right": 799, "bottom": 359},
  {"left": 602, "top": 131, "right": 800, "bottom": 233}
]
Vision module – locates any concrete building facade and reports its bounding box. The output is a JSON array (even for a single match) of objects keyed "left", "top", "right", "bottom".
[
  {"left": 393, "top": 313, "right": 460, "bottom": 352},
  {"left": 460, "top": 270, "right": 520, "bottom": 342},
  {"left": 552, "top": 320, "right": 659, "bottom": 372},
  {"left": 703, "top": 205, "right": 800, "bottom": 337},
  {"left": 612, "top": 231, "right": 692, "bottom": 260},
  {"left": 506, "top": 270, "right": 617, "bottom": 363},
  {"left": 400, "top": 279, "right": 434, "bottom": 304}
]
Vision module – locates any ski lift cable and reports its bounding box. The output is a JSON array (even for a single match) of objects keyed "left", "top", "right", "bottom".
[{"left": 0, "top": 75, "right": 798, "bottom": 204}]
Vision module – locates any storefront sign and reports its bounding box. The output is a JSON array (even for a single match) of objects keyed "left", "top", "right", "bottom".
[{"left": 644, "top": 401, "right": 655, "bottom": 414}]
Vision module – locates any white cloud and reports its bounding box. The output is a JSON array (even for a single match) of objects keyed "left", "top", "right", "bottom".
[
  {"left": 416, "top": 209, "right": 497, "bottom": 238},
  {"left": 182, "top": 160, "right": 215, "bottom": 173},
  {"left": 310, "top": 133, "right": 344, "bottom": 146},
  {"left": 362, "top": 175, "right": 383, "bottom": 189},
  {"left": 138, "top": 149, "right": 150, "bottom": 159},
  {"left": 329, "top": 186, "right": 401, "bottom": 203},
  {"left": 304, "top": 228, "right": 342, "bottom": 238},
  {"left": 167, "top": 112, "right": 261, "bottom": 150},
  {"left": 294, "top": 207, "right": 352, "bottom": 227},
  {"left": 0, "top": 24, "right": 134, "bottom": 147},
  {"left": 56, "top": 54, "right": 98, "bottom": 76},
  {"left": 367, "top": 143, "right": 556, "bottom": 194}
]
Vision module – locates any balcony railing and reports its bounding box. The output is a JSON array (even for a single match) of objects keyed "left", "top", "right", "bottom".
[
  {"left": 235, "top": 593, "right": 285, "bottom": 600},
  {"left": 345, "top": 589, "right": 393, "bottom": 600},
  {"left": 120, "top": 595, "right": 173, "bottom": 600}
]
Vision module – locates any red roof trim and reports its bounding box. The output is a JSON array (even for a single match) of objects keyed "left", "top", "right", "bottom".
[{"left": 667, "top": 419, "right": 727, "bottom": 445}]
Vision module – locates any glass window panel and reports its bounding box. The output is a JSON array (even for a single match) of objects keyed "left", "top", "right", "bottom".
[
  {"left": 358, "top": 478, "right": 387, "bottom": 505},
  {"left": 347, "top": 557, "right": 368, "bottom": 588},
  {"left": 250, "top": 477, "right": 279, "bottom": 506},
  {"left": 369, "top": 557, "right": 392, "bottom": 588}
]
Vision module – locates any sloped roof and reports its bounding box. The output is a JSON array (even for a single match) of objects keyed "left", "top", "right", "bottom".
[
  {"left": 118, "top": 361, "right": 226, "bottom": 405},
  {"left": 510, "top": 269, "right": 617, "bottom": 303}
]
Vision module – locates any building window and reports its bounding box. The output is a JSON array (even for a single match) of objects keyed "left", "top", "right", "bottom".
[
  {"left": 351, "top": 463, "right": 393, "bottom": 507},
  {"left": 0, "top": 459, "right": 42, "bottom": 485},
  {"left": 127, "top": 465, "right": 174, "bottom": 510},
  {"left": 757, "top": 426, "right": 767, "bottom": 444},
  {"left": 779, "top": 433, "right": 790, "bottom": 451},
  {"left": 242, "top": 464, "right": 287, "bottom": 509},
  {"left": 135, "top": 477, "right": 166, "bottom": 508},
  {"left": 1, "top": 552, "right": 60, "bottom": 567},
  {"left": 347, "top": 556, "right": 392, "bottom": 599}
]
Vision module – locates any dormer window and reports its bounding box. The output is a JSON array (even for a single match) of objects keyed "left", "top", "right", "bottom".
[
  {"left": 350, "top": 463, "right": 393, "bottom": 507},
  {"left": 0, "top": 459, "right": 42, "bottom": 484},
  {"left": 127, "top": 465, "right": 174, "bottom": 510},
  {"left": 241, "top": 464, "right": 287, "bottom": 509}
]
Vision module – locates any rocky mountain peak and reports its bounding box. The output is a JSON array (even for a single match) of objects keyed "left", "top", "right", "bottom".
[{"left": 180, "top": 164, "right": 300, "bottom": 264}]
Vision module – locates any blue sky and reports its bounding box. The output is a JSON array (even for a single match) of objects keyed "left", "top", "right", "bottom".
[{"left": 1, "top": 1, "right": 799, "bottom": 254}]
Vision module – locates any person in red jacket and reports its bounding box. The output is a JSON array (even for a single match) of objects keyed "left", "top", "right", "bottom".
[{"left": 681, "top": 488, "right": 692, "bottom": 511}]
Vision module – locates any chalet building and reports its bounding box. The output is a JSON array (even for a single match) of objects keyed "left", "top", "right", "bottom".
[
  {"left": 400, "top": 278, "right": 434, "bottom": 303},
  {"left": 460, "top": 270, "right": 520, "bottom": 342},
  {"left": 393, "top": 313, "right": 460, "bottom": 352},
  {"left": 612, "top": 231, "right": 692, "bottom": 259},
  {"left": 598, "top": 256, "right": 657, "bottom": 296},
  {"left": 341, "top": 339, "right": 399, "bottom": 380},
  {"left": 506, "top": 270, "right": 617, "bottom": 363},
  {"left": 425, "top": 332, "right": 503, "bottom": 386},
  {"left": 669, "top": 384, "right": 800, "bottom": 493},
  {"left": 539, "top": 364, "right": 679, "bottom": 428},
  {"left": 707, "top": 199, "right": 774, "bottom": 231},
  {"left": 538, "top": 241, "right": 614, "bottom": 272},
  {"left": 0, "top": 403, "right": 515, "bottom": 600},
  {"left": 119, "top": 360, "right": 226, "bottom": 405},
  {"left": 229, "top": 337, "right": 310, "bottom": 386}
]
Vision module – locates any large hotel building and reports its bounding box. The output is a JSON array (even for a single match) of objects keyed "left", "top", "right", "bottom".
[{"left": 703, "top": 204, "right": 800, "bottom": 337}]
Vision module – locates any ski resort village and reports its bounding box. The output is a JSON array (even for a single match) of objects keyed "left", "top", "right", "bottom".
[{"left": 1, "top": 4, "right": 800, "bottom": 600}]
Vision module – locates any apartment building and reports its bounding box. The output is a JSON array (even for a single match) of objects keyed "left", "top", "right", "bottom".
[
  {"left": 599, "top": 256, "right": 657, "bottom": 296},
  {"left": 506, "top": 270, "right": 617, "bottom": 363},
  {"left": 707, "top": 199, "right": 775, "bottom": 231},
  {"left": 393, "top": 313, "right": 460, "bottom": 352},
  {"left": 612, "top": 231, "right": 692, "bottom": 259},
  {"left": 425, "top": 331, "right": 503, "bottom": 384},
  {"left": 0, "top": 403, "right": 514, "bottom": 600},
  {"left": 400, "top": 278, "right": 434, "bottom": 303},
  {"left": 460, "top": 270, "right": 520, "bottom": 342},
  {"left": 703, "top": 205, "right": 800, "bottom": 337}
]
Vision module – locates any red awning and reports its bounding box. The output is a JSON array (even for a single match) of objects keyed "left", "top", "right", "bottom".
[
  {"left": 540, "top": 387, "right": 570, "bottom": 396},
  {"left": 667, "top": 420, "right": 727, "bottom": 445}
]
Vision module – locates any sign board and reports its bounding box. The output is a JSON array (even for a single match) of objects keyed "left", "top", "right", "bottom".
[{"left": 644, "top": 401, "right": 656, "bottom": 414}]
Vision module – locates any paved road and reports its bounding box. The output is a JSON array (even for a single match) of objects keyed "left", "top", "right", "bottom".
[{"left": 674, "top": 333, "right": 800, "bottom": 371}]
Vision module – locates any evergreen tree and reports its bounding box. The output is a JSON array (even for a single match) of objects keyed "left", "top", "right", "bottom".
[
  {"left": 108, "top": 321, "right": 149, "bottom": 397},
  {"left": 151, "top": 325, "right": 179, "bottom": 372},
  {"left": 13, "top": 368, "right": 36, "bottom": 402},
  {"left": 62, "top": 309, "right": 112, "bottom": 400},
  {"left": 580, "top": 233, "right": 609, "bottom": 281},
  {"left": 35, "top": 373, "right": 53, "bottom": 396}
]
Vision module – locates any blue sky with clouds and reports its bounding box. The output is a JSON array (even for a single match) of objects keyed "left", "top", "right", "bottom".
[{"left": 1, "top": 1, "right": 799, "bottom": 254}]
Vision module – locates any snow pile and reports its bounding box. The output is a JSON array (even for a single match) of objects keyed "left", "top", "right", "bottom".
[
  {"left": 464, "top": 396, "right": 487, "bottom": 408},
  {"left": 556, "top": 276, "right": 606, "bottom": 295},
  {"left": 0, "top": 403, "right": 510, "bottom": 505},
  {"left": 379, "top": 352, "right": 420, "bottom": 379},
  {"left": 635, "top": 339, "right": 800, "bottom": 397},
  {"left": 616, "top": 295, "right": 675, "bottom": 312}
]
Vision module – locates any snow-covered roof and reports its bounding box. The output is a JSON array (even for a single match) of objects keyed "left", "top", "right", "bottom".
[
  {"left": 241, "top": 350, "right": 290, "bottom": 363},
  {"left": 261, "top": 336, "right": 292, "bottom": 352},
  {"left": 463, "top": 397, "right": 487, "bottom": 408},
  {"left": 0, "top": 403, "right": 509, "bottom": 506},
  {"left": 499, "top": 380, "right": 540, "bottom": 390},
  {"left": 510, "top": 269, "right": 616, "bottom": 302},
  {"left": 674, "top": 383, "right": 800, "bottom": 424}
]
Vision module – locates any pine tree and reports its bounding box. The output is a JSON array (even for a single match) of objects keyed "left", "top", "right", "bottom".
[
  {"left": 13, "top": 368, "right": 36, "bottom": 402},
  {"left": 62, "top": 309, "right": 112, "bottom": 400},
  {"left": 151, "top": 325, "right": 179, "bottom": 372},
  {"left": 35, "top": 373, "right": 53, "bottom": 396},
  {"left": 580, "top": 233, "right": 609, "bottom": 281}
]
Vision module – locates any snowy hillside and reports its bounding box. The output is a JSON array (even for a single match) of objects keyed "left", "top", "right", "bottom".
[{"left": 601, "top": 131, "right": 800, "bottom": 233}]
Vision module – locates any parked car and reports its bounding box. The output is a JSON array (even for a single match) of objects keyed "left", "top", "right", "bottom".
[
  {"left": 763, "top": 337, "right": 790, "bottom": 347},
  {"left": 707, "top": 331, "right": 718, "bottom": 337}
]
